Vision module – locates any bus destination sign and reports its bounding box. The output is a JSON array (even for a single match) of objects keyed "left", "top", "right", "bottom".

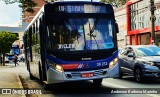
[{"left": 56, "top": 4, "right": 108, "bottom": 13}]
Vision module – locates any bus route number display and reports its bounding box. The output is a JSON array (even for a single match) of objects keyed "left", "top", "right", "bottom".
[{"left": 57, "top": 4, "right": 107, "bottom": 13}]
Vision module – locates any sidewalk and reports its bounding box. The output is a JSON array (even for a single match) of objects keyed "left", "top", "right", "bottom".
[{"left": 0, "top": 62, "right": 26, "bottom": 97}]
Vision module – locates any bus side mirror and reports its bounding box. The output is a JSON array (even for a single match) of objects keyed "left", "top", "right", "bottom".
[
  {"left": 115, "top": 23, "right": 119, "bottom": 33},
  {"left": 127, "top": 53, "right": 134, "bottom": 57}
]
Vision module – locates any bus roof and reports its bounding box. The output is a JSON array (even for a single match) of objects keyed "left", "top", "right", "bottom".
[{"left": 47, "top": 1, "right": 107, "bottom": 5}]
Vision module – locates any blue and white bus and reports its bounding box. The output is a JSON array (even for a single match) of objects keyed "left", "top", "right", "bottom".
[
  {"left": 24, "top": 1, "right": 119, "bottom": 89},
  {"left": 6, "top": 44, "right": 20, "bottom": 61}
]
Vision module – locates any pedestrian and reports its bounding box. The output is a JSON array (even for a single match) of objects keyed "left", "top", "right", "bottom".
[{"left": 13, "top": 54, "right": 19, "bottom": 66}]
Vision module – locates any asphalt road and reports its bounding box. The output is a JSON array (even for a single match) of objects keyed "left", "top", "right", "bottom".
[{"left": 1, "top": 62, "right": 160, "bottom": 97}]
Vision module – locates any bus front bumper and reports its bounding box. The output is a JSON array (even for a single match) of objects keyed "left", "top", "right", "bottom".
[{"left": 47, "top": 62, "right": 119, "bottom": 84}]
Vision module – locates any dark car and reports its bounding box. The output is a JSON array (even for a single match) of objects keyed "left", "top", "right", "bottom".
[{"left": 119, "top": 45, "right": 160, "bottom": 82}]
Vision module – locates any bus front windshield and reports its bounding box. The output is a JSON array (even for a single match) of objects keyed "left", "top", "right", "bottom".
[{"left": 47, "top": 18, "right": 115, "bottom": 51}]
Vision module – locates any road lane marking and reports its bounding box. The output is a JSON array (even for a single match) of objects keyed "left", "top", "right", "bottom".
[{"left": 102, "top": 81, "right": 160, "bottom": 97}]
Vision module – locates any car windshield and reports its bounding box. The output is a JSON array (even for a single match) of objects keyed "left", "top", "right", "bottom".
[{"left": 135, "top": 46, "right": 160, "bottom": 56}]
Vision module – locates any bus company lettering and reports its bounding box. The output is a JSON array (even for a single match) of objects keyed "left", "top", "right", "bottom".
[{"left": 58, "top": 44, "right": 76, "bottom": 49}]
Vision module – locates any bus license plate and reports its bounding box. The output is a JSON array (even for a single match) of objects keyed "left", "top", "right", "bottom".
[{"left": 81, "top": 72, "right": 94, "bottom": 78}]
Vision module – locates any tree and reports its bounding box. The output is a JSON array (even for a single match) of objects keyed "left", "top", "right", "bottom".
[
  {"left": 1, "top": 0, "right": 37, "bottom": 13},
  {"left": 0, "top": 31, "right": 18, "bottom": 66},
  {"left": 19, "top": 0, "right": 37, "bottom": 13},
  {"left": 100, "top": 0, "right": 129, "bottom": 7}
]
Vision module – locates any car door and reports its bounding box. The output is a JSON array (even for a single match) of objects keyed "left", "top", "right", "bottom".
[
  {"left": 119, "top": 47, "right": 130, "bottom": 73},
  {"left": 125, "top": 47, "right": 136, "bottom": 74}
]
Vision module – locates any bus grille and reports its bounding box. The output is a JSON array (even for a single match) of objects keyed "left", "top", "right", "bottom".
[
  {"left": 65, "top": 69, "right": 107, "bottom": 79},
  {"left": 60, "top": 52, "right": 110, "bottom": 61},
  {"left": 48, "top": 48, "right": 117, "bottom": 61}
]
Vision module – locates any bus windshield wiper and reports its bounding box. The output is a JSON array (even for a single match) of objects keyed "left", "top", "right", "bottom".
[{"left": 88, "top": 19, "right": 100, "bottom": 49}]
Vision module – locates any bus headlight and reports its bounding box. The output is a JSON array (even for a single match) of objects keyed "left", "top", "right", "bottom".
[
  {"left": 109, "top": 58, "right": 118, "bottom": 68},
  {"left": 55, "top": 65, "right": 63, "bottom": 73},
  {"left": 48, "top": 61, "right": 63, "bottom": 73}
]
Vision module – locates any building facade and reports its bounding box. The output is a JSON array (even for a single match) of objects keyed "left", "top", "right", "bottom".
[
  {"left": 22, "top": 0, "right": 64, "bottom": 22},
  {"left": 23, "top": 0, "right": 45, "bottom": 22},
  {"left": 115, "top": 5, "right": 128, "bottom": 47},
  {"left": 126, "top": 0, "right": 160, "bottom": 46}
]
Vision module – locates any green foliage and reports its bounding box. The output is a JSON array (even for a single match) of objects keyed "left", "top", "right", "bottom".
[
  {"left": 0, "top": 31, "right": 18, "bottom": 65},
  {"left": 100, "top": 0, "right": 129, "bottom": 7},
  {"left": 1, "top": 0, "right": 37, "bottom": 13},
  {"left": 0, "top": 31, "right": 18, "bottom": 54},
  {"left": 19, "top": 0, "right": 37, "bottom": 13}
]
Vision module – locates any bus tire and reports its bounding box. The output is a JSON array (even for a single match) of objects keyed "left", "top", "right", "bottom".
[
  {"left": 118, "top": 72, "right": 123, "bottom": 79},
  {"left": 29, "top": 72, "right": 34, "bottom": 80},
  {"left": 44, "top": 83, "right": 51, "bottom": 90},
  {"left": 26, "top": 61, "right": 30, "bottom": 71},
  {"left": 39, "top": 63, "right": 43, "bottom": 84},
  {"left": 28, "top": 61, "right": 34, "bottom": 80},
  {"left": 93, "top": 78, "right": 103, "bottom": 86},
  {"left": 26, "top": 64, "right": 29, "bottom": 71}
]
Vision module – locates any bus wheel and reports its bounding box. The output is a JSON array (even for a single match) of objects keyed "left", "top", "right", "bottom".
[
  {"left": 28, "top": 62, "right": 34, "bottom": 80},
  {"left": 29, "top": 72, "right": 34, "bottom": 80},
  {"left": 26, "top": 63, "right": 29, "bottom": 71},
  {"left": 93, "top": 79, "right": 103, "bottom": 86},
  {"left": 118, "top": 72, "right": 123, "bottom": 79},
  {"left": 44, "top": 83, "right": 51, "bottom": 90},
  {"left": 39, "top": 64, "right": 43, "bottom": 84}
]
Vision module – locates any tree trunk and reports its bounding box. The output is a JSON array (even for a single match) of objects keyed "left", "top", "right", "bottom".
[{"left": 3, "top": 53, "right": 5, "bottom": 66}]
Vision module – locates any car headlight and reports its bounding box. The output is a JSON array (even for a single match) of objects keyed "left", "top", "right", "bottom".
[
  {"left": 48, "top": 61, "right": 63, "bottom": 73},
  {"left": 109, "top": 57, "right": 118, "bottom": 68},
  {"left": 142, "top": 61, "right": 155, "bottom": 66}
]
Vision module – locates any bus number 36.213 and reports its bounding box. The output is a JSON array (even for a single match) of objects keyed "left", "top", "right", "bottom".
[{"left": 96, "top": 62, "right": 108, "bottom": 67}]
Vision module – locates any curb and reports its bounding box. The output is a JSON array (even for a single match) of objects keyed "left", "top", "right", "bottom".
[{"left": 15, "top": 73, "right": 26, "bottom": 97}]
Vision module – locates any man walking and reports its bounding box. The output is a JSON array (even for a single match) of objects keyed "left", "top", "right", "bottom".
[{"left": 13, "top": 54, "right": 18, "bottom": 66}]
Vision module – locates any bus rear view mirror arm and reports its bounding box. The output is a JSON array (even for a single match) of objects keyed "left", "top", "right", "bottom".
[{"left": 115, "top": 23, "right": 119, "bottom": 33}]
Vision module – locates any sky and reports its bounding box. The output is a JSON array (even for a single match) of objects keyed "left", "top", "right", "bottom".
[
  {"left": 0, "top": 1, "right": 21, "bottom": 27},
  {"left": 0, "top": 0, "right": 99, "bottom": 27}
]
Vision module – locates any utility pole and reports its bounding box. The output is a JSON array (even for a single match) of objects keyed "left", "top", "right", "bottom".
[{"left": 150, "top": 0, "right": 156, "bottom": 45}]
